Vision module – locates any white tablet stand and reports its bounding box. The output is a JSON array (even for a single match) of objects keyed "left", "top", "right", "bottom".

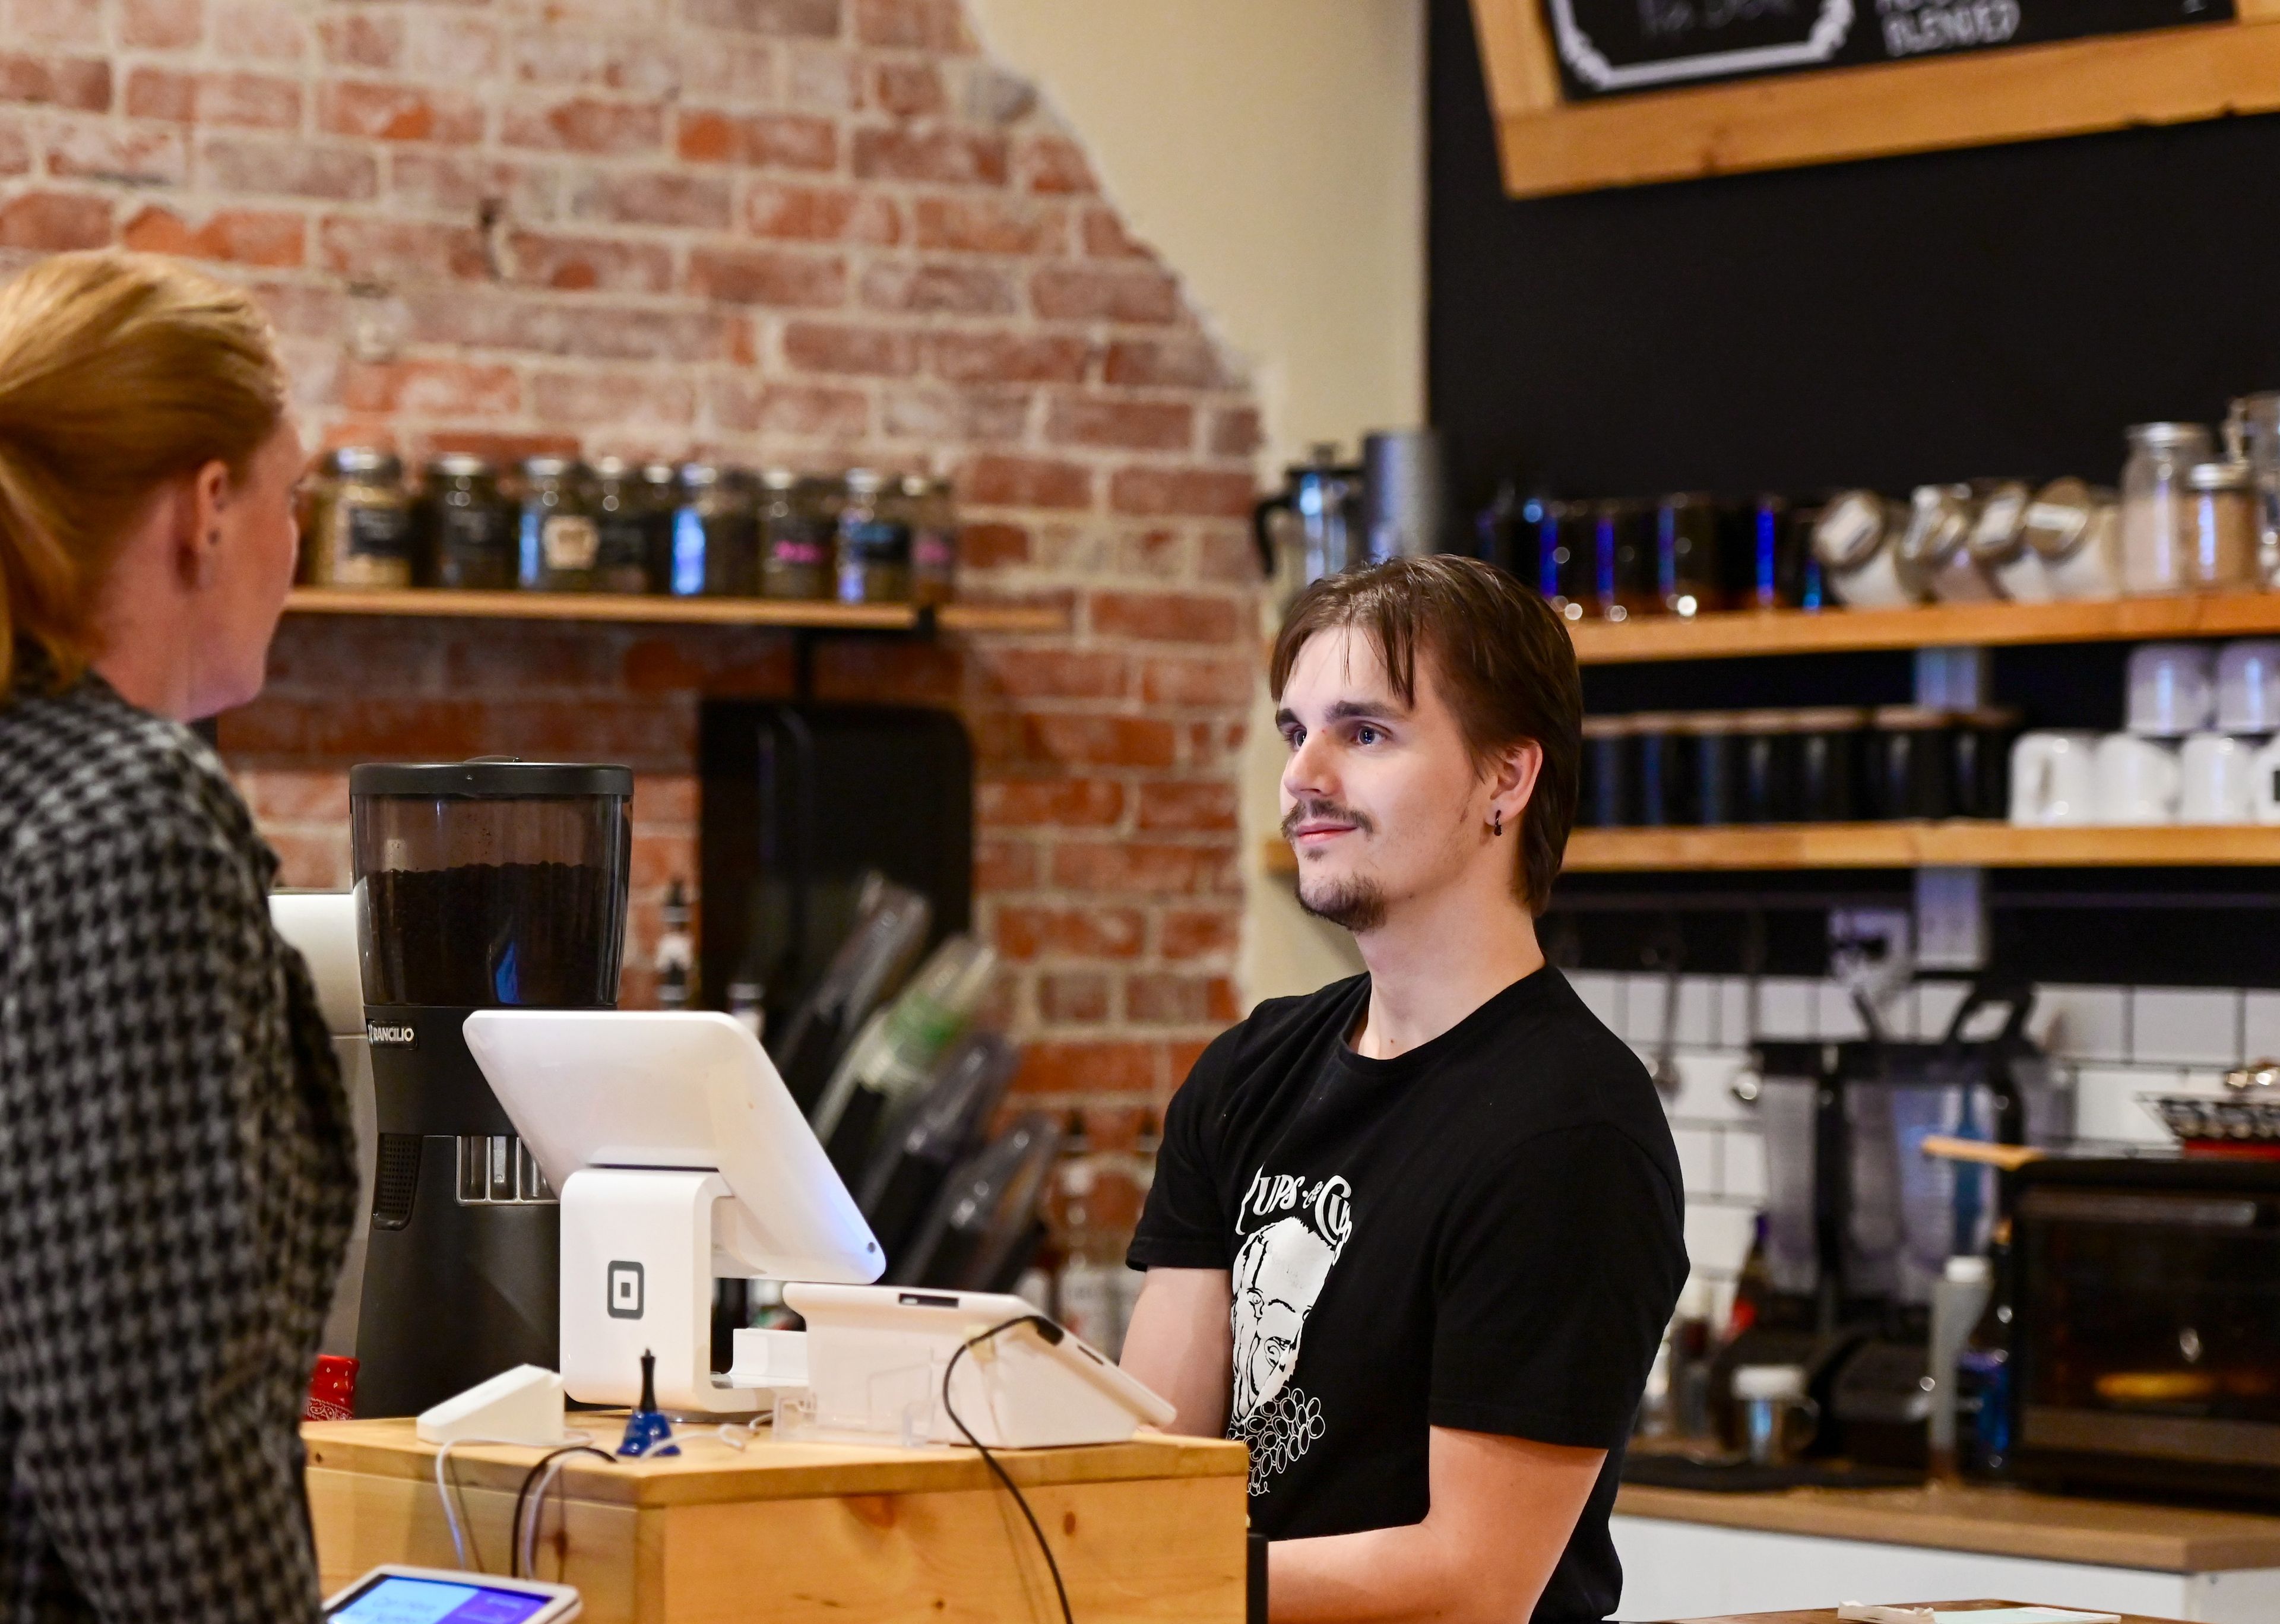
[{"left": 465, "top": 1011, "right": 884, "bottom": 1416}]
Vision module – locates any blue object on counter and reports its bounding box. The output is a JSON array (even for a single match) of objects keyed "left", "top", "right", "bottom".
[{"left": 617, "top": 1350, "right": 680, "bottom": 1459}]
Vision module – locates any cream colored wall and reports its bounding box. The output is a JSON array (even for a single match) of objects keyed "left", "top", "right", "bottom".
[{"left": 965, "top": 0, "right": 1425, "bottom": 1005}]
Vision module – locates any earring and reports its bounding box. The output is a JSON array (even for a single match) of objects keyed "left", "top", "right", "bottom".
[{"left": 1492, "top": 808, "right": 1503, "bottom": 837}]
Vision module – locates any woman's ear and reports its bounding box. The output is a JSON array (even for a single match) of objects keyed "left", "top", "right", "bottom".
[{"left": 177, "top": 458, "right": 231, "bottom": 588}]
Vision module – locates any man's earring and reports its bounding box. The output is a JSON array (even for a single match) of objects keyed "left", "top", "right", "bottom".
[{"left": 1493, "top": 808, "right": 1503, "bottom": 837}]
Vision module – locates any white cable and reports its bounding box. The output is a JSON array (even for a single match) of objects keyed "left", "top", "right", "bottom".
[{"left": 432, "top": 1432, "right": 593, "bottom": 1572}]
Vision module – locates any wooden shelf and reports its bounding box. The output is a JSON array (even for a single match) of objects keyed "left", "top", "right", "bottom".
[
  {"left": 1566, "top": 593, "right": 2280, "bottom": 665},
  {"left": 283, "top": 587, "right": 1066, "bottom": 635},
  {"left": 1262, "top": 822, "right": 2280, "bottom": 877}
]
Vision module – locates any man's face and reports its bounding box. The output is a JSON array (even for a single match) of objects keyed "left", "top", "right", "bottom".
[{"left": 1276, "top": 626, "right": 1509, "bottom": 934}]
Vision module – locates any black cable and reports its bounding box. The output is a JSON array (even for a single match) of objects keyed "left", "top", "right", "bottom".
[
  {"left": 942, "top": 1315, "right": 1075, "bottom": 1624},
  {"left": 510, "top": 1446, "right": 613, "bottom": 1578}
]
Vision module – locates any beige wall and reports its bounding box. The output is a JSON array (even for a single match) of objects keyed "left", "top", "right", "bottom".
[{"left": 968, "top": 0, "right": 1426, "bottom": 1004}]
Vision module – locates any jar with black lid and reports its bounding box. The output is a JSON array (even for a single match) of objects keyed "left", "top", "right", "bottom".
[
  {"left": 905, "top": 474, "right": 958, "bottom": 607},
  {"left": 415, "top": 454, "right": 515, "bottom": 590},
  {"left": 639, "top": 463, "right": 680, "bottom": 594},
  {"left": 517, "top": 456, "right": 598, "bottom": 591},
  {"left": 590, "top": 457, "right": 656, "bottom": 594},
  {"left": 306, "top": 447, "right": 413, "bottom": 589},
  {"left": 759, "top": 467, "right": 832, "bottom": 600},
  {"left": 837, "top": 467, "right": 913, "bottom": 604},
  {"left": 672, "top": 463, "right": 759, "bottom": 596}
]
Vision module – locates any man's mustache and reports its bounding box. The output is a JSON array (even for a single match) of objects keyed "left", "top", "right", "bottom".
[{"left": 1281, "top": 799, "right": 1375, "bottom": 840}]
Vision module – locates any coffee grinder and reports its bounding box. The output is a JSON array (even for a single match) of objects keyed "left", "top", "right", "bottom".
[{"left": 350, "top": 760, "right": 633, "bottom": 1416}]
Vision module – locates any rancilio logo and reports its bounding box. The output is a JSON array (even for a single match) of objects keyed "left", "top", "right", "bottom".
[{"left": 366, "top": 1019, "right": 418, "bottom": 1048}]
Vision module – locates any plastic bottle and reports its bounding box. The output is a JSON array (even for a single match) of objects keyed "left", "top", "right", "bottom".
[
  {"left": 1054, "top": 1121, "right": 1123, "bottom": 1355},
  {"left": 655, "top": 878, "right": 695, "bottom": 1011}
]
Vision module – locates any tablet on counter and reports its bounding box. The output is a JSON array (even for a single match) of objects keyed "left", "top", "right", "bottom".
[{"left": 322, "top": 1565, "right": 581, "bottom": 1623}]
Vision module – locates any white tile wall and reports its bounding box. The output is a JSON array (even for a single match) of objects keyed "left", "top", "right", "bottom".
[{"left": 2130, "top": 987, "right": 2244, "bottom": 1066}]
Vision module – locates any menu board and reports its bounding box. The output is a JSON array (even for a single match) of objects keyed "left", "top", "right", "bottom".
[{"left": 1544, "top": 0, "right": 2234, "bottom": 98}]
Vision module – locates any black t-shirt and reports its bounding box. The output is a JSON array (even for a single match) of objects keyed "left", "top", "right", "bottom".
[{"left": 1128, "top": 967, "right": 1687, "bottom": 1623}]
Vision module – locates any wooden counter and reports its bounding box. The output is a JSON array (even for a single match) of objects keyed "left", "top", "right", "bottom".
[
  {"left": 304, "top": 1417, "right": 1248, "bottom": 1624},
  {"left": 1674, "top": 1603, "right": 2187, "bottom": 1624},
  {"left": 1615, "top": 1480, "right": 2280, "bottom": 1574}
]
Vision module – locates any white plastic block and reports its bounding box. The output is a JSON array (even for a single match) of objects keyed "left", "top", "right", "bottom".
[{"left": 416, "top": 1364, "right": 566, "bottom": 1446}]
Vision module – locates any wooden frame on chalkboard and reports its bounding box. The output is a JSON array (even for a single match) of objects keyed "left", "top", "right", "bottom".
[{"left": 1470, "top": 0, "right": 2280, "bottom": 196}]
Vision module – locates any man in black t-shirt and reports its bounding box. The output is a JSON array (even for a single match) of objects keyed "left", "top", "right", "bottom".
[{"left": 1123, "top": 556, "right": 1687, "bottom": 1623}]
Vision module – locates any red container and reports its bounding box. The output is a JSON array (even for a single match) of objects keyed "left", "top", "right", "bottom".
[{"left": 305, "top": 1353, "right": 359, "bottom": 1422}]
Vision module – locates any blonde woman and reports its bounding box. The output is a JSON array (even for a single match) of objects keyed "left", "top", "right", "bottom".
[{"left": 0, "top": 252, "right": 354, "bottom": 1620}]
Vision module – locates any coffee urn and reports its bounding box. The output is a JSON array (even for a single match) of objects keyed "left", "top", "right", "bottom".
[{"left": 349, "top": 760, "right": 633, "bottom": 1416}]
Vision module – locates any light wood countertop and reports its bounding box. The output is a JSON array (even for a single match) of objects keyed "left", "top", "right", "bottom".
[
  {"left": 1673, "top": 1601, "right": 2185, "bottom": 1624},
  {"left": 1615, "top": 1480, "right": 2280, "bottom": 1574}
]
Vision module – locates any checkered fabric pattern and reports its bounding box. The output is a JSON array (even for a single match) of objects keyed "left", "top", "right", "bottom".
[{"left": 0, "top": 661, "right": 356, "bottom": 1623}]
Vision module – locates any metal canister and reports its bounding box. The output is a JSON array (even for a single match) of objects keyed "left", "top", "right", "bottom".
[
  {"left": 590, "top": 457, "right": 656, "bottom": 594},
  {"left": 517, "top": 456, "right": 598, "bottom": 591},
  {"left": 905, "top": 474, "right": 958, "bottom": 607},
  {"left": 413, "top": 454, "right": 514, "bottom": 591},
  {"left": 837, "top": 467, "right": 913, "bottom": 604},
  {"left": 1898, "top": 483, "right": 1996, "bottom": 603},
  {"left": 306, "top": 447, "right": 413, "bottom": 589},
  {"left": 758, "top": 468, "right": 832, "bottom": 600},
  {"left": 1812, "top": 490, "right": 1917, "bottom": 609},
  {"left": 1963, "top": 479, "right": 2034, "bottom": 602},
  {"left": 2021, "top": 477, "right": 2123, "bottom": 601}
]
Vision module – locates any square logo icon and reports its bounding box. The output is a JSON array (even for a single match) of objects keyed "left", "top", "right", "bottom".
[{"left": 607, "top": 1260, "right": 644, "bottom": 1320}]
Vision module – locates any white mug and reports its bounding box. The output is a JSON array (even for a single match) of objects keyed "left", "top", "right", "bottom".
[
  {"left": 2218, "top": 640, "right": 2280, "bottom": 735},
  {"left": 2126, "top": 642, "right": 2216, "bottom": 737},
  {"left": 2095, "top": 732, "right": 2181, "bottom": 824},
  {"left": 2254, "top": 737, "right": 2280, "bottom": 825},
  {"left": 2180, "top": 732, "right": 2260, "bottom": 824},
  {"left": 2009, "top": 731, "right": 2101, "bottom": 826}
]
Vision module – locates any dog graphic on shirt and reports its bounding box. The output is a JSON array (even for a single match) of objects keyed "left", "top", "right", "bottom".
[{"left": 1230, "top": 1170, "right": 1353, "bottom": 1423}]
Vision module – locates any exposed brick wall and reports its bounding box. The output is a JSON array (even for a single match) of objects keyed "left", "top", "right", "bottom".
[{"left": 4, "top": 0, "right": 1259, "bottom": 1120}]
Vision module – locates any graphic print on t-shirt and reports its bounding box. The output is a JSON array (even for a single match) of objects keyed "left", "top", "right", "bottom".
[{"left": 1228, "top": 1166, "right": 1351, "bottom": 1494}]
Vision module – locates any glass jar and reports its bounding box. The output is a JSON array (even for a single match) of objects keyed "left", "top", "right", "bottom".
[
  {"left": 639, "top": 463, "right": 680, "bottom": 594},
  {"left": 2120, "top": 422, "right": 2215, "bottom": 596},
  {"left": 836, "top": 467, "right": 912, "bottom": 605},
  {"left": 1537, "top": 500, "right": 1591, "bottom": 622},
  {"left": 589, "top": 457, "right": 656, "bottom": 594},
  {"left": 305, "top": 447, "right": 412, "bottom": 589},
  {"left": 670, "top": 463, "right": 759, "bottom": 597},
  {"left": 2022, "top": 477, "right": 2123, "bottom": 600},
  {"left": 1654, "top": 493, "right": 1721, "bottom": 618},
  {"left": 414, "top": 454, "right": 515, "bottom": 591},
  {"left": 1964, "top": 479, "right": 2034, "bottom": 600},
  {"left": 1813, "top": 490, "right": 1917, "bottom": 609},
  {"left": 1898, "top": 483, "right": 1995, "bottom": 603},
  {"left": 2227, "top": 392, "right": 2280, "bottom": 585},
  {"left": 517, "top": 456, "right": 598, "bottom": 591},
  {"left": 758, "top": 467, "right": 832, "bottom": 600},
  {"left": 2184, "top": 460, "right": 2259, "bottom": 591},
  {"left": 905, "top": 474, "right": 958, "bottom": 607},
  {"left": 1591, "top": 499, "right": 1654, "bottom": 621}
]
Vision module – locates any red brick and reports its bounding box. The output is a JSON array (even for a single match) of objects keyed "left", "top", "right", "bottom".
[
  {"left": 960, "top": 454, "right": 1090, "bottom": 511},
  {"left": 1011, "top": 1041, "right": 1159, "bottom": 1099},
  {"left": 974, "top": 835, "right": 1037, "bottom": 891},
  {"left": 264, "top": 826, "right": 353, "bottom": 891},
  {"left": 929, "top": 330, "right": 1089, "bottom": 385},
  {"left": 508, "top": 230, "right": 675, "bottom": 294},
  {"left": 321, "top": 82, "right": 484, "bottom": 144},
  {"left": 1140, "top": 654, "right": 1256, "bottom": 707},
  {"left": 47, "top": 124, "right": 185, "bottom": 186},
  {"left": 11, "top": 0, "right": 98, "bottom": 46},
  {"left": 913, "top": 195, "right": 1063, "bottom": 257},
  {"left": 855, "top": 0, "right": 970, "bottom": 48},
  {"left": 202, "top": 138, "right": 378, "bottom": 201},
  {"left": 1208, "top": 407, "right": 1262, "bottom": 458},
  {"left": 0, "top": 53, "right": 111, "bottom": 112},
  {"left": 529, "top": 369, "right": 697, "bottom": 428},
  {"left": 1031, "top": 264, "right": 1179, "bottom": 325},
  {"left": 630, "top": 773, "right": 700, "bottom": 826},
  {"left": 1037, "top": 971, "right": 1111, "bottom": 1024},
  {"left": 688, "top": 246, "right": 846, "bottom": 308},
  {"left": 851, "top": 127, "right": 1007, "bottom": 186},
  {"left": 501, "top": 96, "right": 664, "bottom": 156},
  {"left": 782, "top": 321, "right": 920, "bottom": 377},
  {"left": 672, "top": 36, "right": 779, "bottom": 100},
  {"left": 569, "top": 169, "right": 733, "bottom": 230},
  {"left": 121, "top": 202, "right": 303, "bottom": 267},
  {"left": 746, "top": 181, "right": 901, "bottom": 245},
  {"left": 622, "top": 635, "right": 792, "bottom": 694},
  {"left": 859, "top": 259, "right": 1014, "bottom": 316},
  {"left": 978, "top": 777, "right": 1125, "bottom": 828},
  {"left": 1050, "top": 839, "right": 1235, "bottom": 895},
  {"left": 317, "top": 13, "right": 400, "bottom": 69},
  {"left": 401, "top": 12, "right": 499, "bottom": 80},
  {"left": 707, "top": 376, "right": 869, "bottom": 437},
  {"left": 1160, "top": 907, "right": 1240, "bottom": 962},
  {"left": 1195, "top": 528, "right": 1257, "bottom": 585},
  {"left": 993, "top": 904, "right": 1146, "bottom": 962},
  {"left": 128, "top": 67, "right": 300, "bottom": 128},
  {"left": 682, "top": 0, "right": 843, "bottom": 35},
  {"left": 0, "top": 190, "right": 110, "bottom": 251},
  {"left": 1137, "top": 780, "right": 1240, "bottom": 832},
  {"left": 123, "top": 0, "right": 204, "bottom": 49},
  {"left": 233, "top": 765, "right": 349, "bottom": 823},
  {"left": 0, "top": 118, "right": 30, "bottom": 177},
  {"left": 957, "top": 521, "right": 1028, "bottom": 568},
  {"left": 338, "top": 359, "right": 521, "bottom": 417},
  {"left": 872, "top": 60, "right": 945, "bottom": 118},
  {"left": 319, "top": 216, "right": 487, "bottom": 281},
  {"left": 1046, "top": 397, "right": 1194, "bottom": 453},
  {"left": 676, "top": 109, "right": 837, "bottom": 170},
  {"left": 509, "top": 30, "right": 675, "bottom": 95},
  {"left": 1018, "top": 134, "right": 1095, "bottom": 195},
  {"left": 407, "top": 287, "right": 742, "bottom": 363},
  {"left": 878, "top": 388, "right": 1027, "bottom": 446},
  {"left": 970, "top": 647, "right": 1126, "bottom": 701},
  {"left": 1022, "top": 714, "right": 1177, "bottom": 770},
  {"left": 1091, "top": 589, "right": 1242, "bottom": 645},
  {"left": 1128, "top": 971, "right": 1240, "bottom": 1024},
  {"left": 423, "top": 429, "right": 584, "bottom": 467},
  {"left": 1081, "top": 208, "right": 1153, "bottom": 260},
  {"left": 1103, "top": 338, "right": 1227, "bottom": 391},
  {"left": 211, "top": 0, "right": 308, "bottom": 63},
  {"left": 1108, "top": 467, "right": 1255, "bottom": 520}
]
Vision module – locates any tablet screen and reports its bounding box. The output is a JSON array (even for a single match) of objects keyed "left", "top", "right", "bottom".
[{"left": 327, "top": 1574, "right": 556, "bottom": 1623}]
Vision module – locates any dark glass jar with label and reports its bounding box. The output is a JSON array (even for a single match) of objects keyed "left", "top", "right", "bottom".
[
  {"left": 1654, "top": 492, "right": 1722, "bottom": 618},
  {"left": 758, "top": 467, "right": 832, "bottom": 600},
  {"left": 904, "top": 474, "right": 958, "bottom": 607},
  {"left": 517, "top": 456, "right": 599, "bottom": 591},
  {"left": 670, "top": 463, "right": 759, "bottom": 596},
  {"left": 590, "top": 457, "right": 657, "bottom": 594},
  {"left": 414, "top": 454, "right": 515, "bottom": 591},
  {"left": 836, "top": 467, "right": 913, "bottom": 604},
  {"left": 639, "top": 463, "right": 680, "bottom": 594},
  {"left": 306, "top": 447, "right": 413, "bottom": 589}
]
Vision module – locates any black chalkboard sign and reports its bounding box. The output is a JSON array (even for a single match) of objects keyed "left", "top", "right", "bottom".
[{"left": 1545, "top": 0, "right": 2232, "bottom": 99}]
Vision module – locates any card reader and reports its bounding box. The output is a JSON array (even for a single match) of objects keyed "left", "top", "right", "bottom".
[{"left": 323, "top": 1565, "right": 581, "bottom": 1623}]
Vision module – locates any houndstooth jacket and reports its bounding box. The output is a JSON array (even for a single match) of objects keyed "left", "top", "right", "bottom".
[{"left": 0, "top": 659, "right": 356, "bottom": 1623}]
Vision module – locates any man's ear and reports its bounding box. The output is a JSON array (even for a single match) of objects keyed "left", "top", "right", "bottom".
[{"left": 1490, "top": 739, "right": 1543, "bottom": 820}]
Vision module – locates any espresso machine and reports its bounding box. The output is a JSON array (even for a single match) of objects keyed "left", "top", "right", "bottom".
[{"left": 350, "top": 760, "right": 633, "bottom": 1416}]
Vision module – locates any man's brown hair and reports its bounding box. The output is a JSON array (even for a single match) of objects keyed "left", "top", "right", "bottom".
[{"left": 1268, "top": 555, "right": 1582, "bottom": 915}]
